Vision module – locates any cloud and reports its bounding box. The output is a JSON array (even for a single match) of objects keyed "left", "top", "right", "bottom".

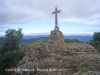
[
  {"left": 25, "top": 31, "right": 93, "bottom": 36},
  {"left": 64, "top": 31, "right": 94, "bottom": 35},
  {"left": 0, "top": 0, "right": 100, "bottom": 24},
  {"left": 0, "top": 30, "right": 6, "bottom": 32},
  {"left": 0, "top": 27, "right": 10, "bottom": 34},
  {"left": 0, "top": 27, "right": 10, "bottom": 33},
  {"left": 0, "top": 27, "right": 10, "bottom": 29},
  {"left": 62, "top": 16, "right": 100, "bottom": 24}
]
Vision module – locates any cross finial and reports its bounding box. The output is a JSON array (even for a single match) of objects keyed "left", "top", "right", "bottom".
[{"left": 52, "top": 6, "right": 61, "bottom": 31}]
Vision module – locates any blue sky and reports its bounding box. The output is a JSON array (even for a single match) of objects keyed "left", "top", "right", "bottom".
[{"left": 0, "top": 0, "right": 100, "bottom": 36}]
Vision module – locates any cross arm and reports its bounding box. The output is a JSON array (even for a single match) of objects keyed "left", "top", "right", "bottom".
[
  {"left": 52, "top": 11, "right": 56, "bottom": 15},
  {"left": 57, "top": 10, "right": 61, "bottom": 13}
]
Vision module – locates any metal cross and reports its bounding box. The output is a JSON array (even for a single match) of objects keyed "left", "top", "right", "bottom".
[{"left": 52, "top": 6, "right": 61, "bottom": 31}]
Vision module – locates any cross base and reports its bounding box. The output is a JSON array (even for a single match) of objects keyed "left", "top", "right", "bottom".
[{"left": 55, "top": 25, "right": 59, "bottom": 31}]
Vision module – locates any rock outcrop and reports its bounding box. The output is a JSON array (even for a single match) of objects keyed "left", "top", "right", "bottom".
[
  {"left": 82, "top": 71, "right": 100, "bottom": 75},
  {"left": 10, "top": 39, "right": 97, "bottom": 75}
]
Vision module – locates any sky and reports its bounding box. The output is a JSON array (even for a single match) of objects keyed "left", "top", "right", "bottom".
[{"left": 0, "top": 0, "right": 100, "bottom": 36}]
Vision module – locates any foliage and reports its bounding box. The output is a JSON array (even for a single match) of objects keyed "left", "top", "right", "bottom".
[
  {"left": 65, "top": 39, "right": 82, "bottom": 43},
  {"left": 0, "top": 37, "right": 4, "bottom": 48},
  {"left": 0, "top": 28, "right": 23, "bottom": 75},
  {"left": 89, "top": 32, "right": 100, "bottom": 52},
  {"left": 3, "top": 28, "right": 23, "bottom": 52}
]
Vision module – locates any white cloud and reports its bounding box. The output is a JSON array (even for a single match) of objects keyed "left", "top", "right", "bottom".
[
  {"left": 62, "top": 17, "right": 100, "bottom": 24},
  {"left": 24, "top": 31, "right": 94, "bottom": 36},
  {"left": 64, "top": 31, "right": 94, "bottom": 35},
  {"left": 0, "top": 0, "right": 100, "bottom": 24}
]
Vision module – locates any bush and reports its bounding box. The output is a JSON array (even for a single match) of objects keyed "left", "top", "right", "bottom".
[
  {"left": 89, "top": 32, "right": 100, "bottom": 52},
  {"left": 65, "top": 39, "right": 82, "bottom": 43},
  {"left": 0, "top": 28, "right": 23, "bottom": 75}
]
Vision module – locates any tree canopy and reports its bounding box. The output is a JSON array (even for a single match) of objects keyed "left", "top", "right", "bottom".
[
  {"left": 89, "top": 32, "right": 100, "bottom": 52},
  {"left": 0, "top": 28, "right": 23, "bottom": 75}
]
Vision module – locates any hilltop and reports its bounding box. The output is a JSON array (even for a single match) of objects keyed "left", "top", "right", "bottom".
[
  {"left": 10, "top": 39, "right": 100, "bottom": 75},
  {"left": 9, "top": 22, "right": 100, "bottom": 75}
]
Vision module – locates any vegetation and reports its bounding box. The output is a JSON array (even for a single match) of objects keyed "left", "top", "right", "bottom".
[
  {"left": 65, "top": 39, "right": 82, "bottom": 43},
  {"left": 0, "top": 28, "right": 23, "bottom": 75},
  {"left": 0, "top": 37, "right": 4, "bottom": 48},
  {"left": 88, "top": 32, "right": 100, "bottom": 52}
]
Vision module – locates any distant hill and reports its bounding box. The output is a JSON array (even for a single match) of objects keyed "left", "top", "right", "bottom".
[
  {"left": 65, "top": 39, "right": 83, "bottom": 43},
  {"left": 21, "top": 36, "right": 93, "bottom": 44},
  {"left": 0, "top": 36, "right": 93, "bottom": 44},
  {"left": 21, "top": 37, "right": 49, "bottom": 44},
  {"left": 64, "top": 36, "right": 93, "bottom": 43}
]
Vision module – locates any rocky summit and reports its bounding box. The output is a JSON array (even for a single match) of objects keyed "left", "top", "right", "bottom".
[
  {"left": 9, "top": 25, "right": 100, "bottom": 75},
  {"left": 10, "top": 39, "right": 99, "bottom": 75}
]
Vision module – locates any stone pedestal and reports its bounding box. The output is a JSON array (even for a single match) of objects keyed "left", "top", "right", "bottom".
[{"left": 49, "top": 29, "right": 64, "bottom": 44}]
